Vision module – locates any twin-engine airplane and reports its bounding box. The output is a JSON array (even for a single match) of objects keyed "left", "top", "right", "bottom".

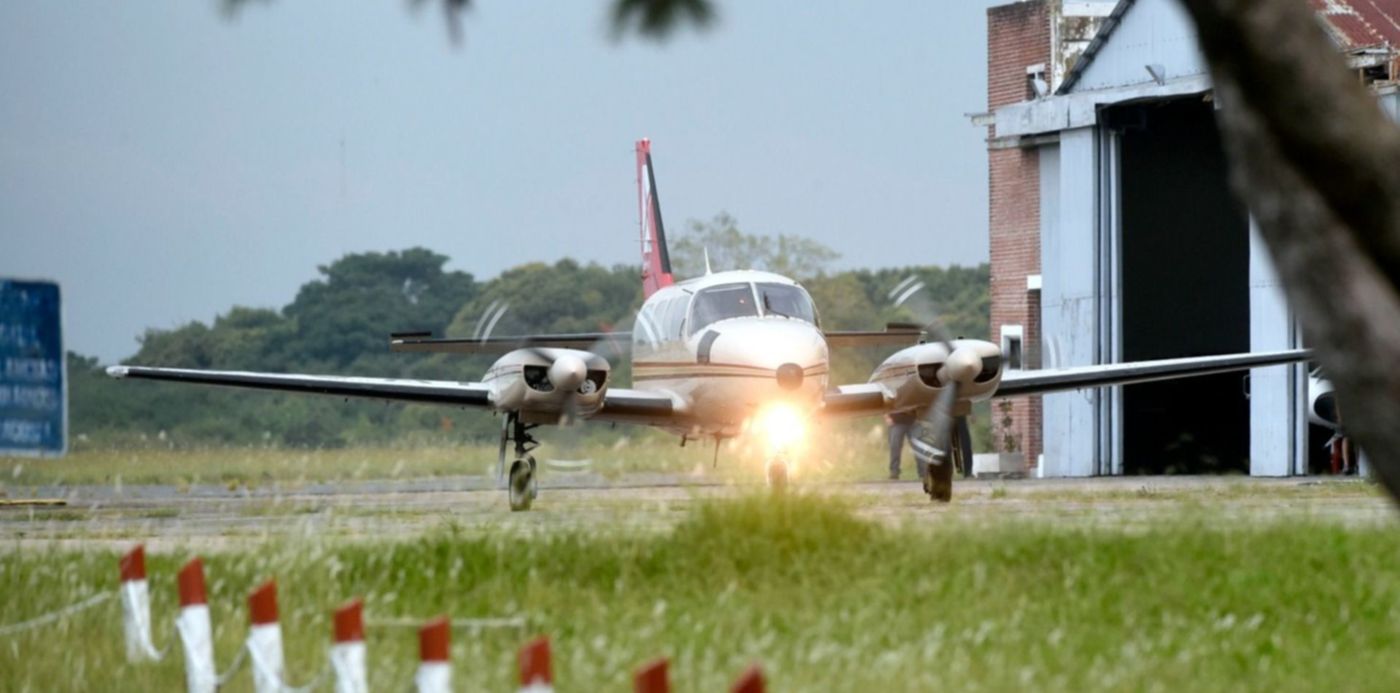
[{"left": 109, "top": 139, "right": 1309, "bottom": 510}]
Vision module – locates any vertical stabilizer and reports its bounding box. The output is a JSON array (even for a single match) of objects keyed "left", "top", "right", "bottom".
[{"left": 637, "top": 139, "right": 676, "bottom": 297}]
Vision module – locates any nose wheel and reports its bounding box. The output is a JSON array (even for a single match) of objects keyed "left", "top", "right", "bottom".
[{"left": 766, "top": 458, "right": 789, "bottom": 491}]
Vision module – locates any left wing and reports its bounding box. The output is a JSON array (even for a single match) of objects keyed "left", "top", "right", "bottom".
[
  {"left": 818, "top": 349, "right": 1311, "bottom": 419},
  {"left": 992, "top": 349, "right": 1309, "bottom": 398}
]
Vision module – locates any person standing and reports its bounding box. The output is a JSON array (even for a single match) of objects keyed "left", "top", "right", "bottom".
[{"left": 885, "top": 409, "right": 918, "bottom": 480}]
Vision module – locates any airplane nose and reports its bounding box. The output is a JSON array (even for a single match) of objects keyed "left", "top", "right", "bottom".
[
  {"left": 776, "top": 363, "right": 804, "bottom": 390},
  {"left": 548, "top": 354, "right": 587, "bottom": 393}
]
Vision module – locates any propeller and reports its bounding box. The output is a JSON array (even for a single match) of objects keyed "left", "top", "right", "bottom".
[
  {"left": 536, "top": 308, "right": 645, "bottom": 473},
  {"left": 887, "top": 275, "right": 977, "bottom": 490}
]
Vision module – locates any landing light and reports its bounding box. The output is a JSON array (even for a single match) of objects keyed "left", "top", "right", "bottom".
[{"left": 756, "top": 403, "right": 806, "bottom": 452}]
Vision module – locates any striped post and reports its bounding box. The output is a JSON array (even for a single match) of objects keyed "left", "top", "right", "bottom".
[
  {"left": 175, "top": 558, "right": 215, "bottom": 693},
  {"left": 731, "top": 664, "right": 765, "bottom": 693},
  {"left": 246, "top": 580, "right": 284, "bottom": 693},
  {"left": 119, "top": 544, "right": 159, "bottom": 662},
  {"left": 519, "top": 636, "right": 554, "bottom": 692},
  {"left": 414, "top": 616, "right": 451, "bottom": 693},
  {"left": 634, "top": 657, "right": 670, "bottom": 693},
  {"left": 331, "top": 599, "right": 368, "bottom": 693}
]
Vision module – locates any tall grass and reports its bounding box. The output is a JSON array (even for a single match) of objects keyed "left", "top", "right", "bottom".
[{"left": 2, "top": 493, "right": 1398, "bottom": 691}]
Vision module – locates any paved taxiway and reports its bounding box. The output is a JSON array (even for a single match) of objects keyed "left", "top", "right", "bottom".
[{"left": 1, "top": 474, "right": 1393, "bottom": 553}]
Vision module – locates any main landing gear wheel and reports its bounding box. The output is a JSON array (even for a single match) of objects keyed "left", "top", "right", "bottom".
[
  {"left": 924, "top": 457, "right": 953, "bottom": 503},
  {"left": 766, "top": 459, "right": 789, "bottom": 491},
  {"left": 500, "top": 411, "right": 541, "bottom": 511},
  {"left": 508, "top": 456, "right": 537, "bottom": 512},
  {"left": 921, "top": 416, "right": 966, "bottom": 503}
]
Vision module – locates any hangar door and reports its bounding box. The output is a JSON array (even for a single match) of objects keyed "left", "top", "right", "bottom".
[{"left": 1112, "top": 97, "right": 1251, "bottom": 474}]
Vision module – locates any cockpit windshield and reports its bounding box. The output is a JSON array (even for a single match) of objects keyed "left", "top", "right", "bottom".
[
  {"left": 757, "top": 283, "right": 817, "bottom": 324},
  {"left": 690, "top": 283, "right": 758, "bottom": 332}
]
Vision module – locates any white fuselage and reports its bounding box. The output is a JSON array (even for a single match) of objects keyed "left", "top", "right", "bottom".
[{"left": 629, "top": 270, "right": 829, "bottom": 437}]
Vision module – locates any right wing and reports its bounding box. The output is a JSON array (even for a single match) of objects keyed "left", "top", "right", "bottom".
[
  {"left": 106, "top": 365, "right": 685, "bottom": 427},
  {"left": 107, "top": 366, "right": 493, "bottom": 407},
  {"left": 591, "top": 387, "right": 680, "bottom": 426}
]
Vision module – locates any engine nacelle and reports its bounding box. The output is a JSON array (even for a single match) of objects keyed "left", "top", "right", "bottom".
[
  {"left": 1308, "top": 371, "right": 1338, "bottom": 429},
  {"left": 870, "top": 339, "right": 1003, "bottom": 413},
  {"left": 486, "top": 348, "right": 610, "bottom": 417}
]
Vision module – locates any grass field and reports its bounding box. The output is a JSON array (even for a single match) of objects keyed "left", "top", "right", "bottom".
[
  {"left": 1, "top": 426, "right": 901, "bottom": 490},
  {"left": 3, "top": 492, "right": 1399, "bottom": 691}
]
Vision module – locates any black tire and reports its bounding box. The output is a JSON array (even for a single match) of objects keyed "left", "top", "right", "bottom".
[
  {"left": 927, "top": 456, "right": 953, "bottom": 503},
  {"left": 508, "top": 459, "right": 534, "bottom": 512},
  {"left": 767, "top": 460, "right": 789, "bottom": 491}
]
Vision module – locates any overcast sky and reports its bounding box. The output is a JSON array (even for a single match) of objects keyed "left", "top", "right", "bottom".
[{"left": 1, "top": 1, "right": 1003, "bottom": 363}]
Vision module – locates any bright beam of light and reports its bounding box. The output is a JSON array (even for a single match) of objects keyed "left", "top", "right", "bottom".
[{"left": 756, "top": 403, "right": 807, "bottom": 454}]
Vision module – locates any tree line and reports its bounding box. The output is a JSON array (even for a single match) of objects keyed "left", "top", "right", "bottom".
[{"left": 69, "top": 218, "right": 988, "bottom": 447}]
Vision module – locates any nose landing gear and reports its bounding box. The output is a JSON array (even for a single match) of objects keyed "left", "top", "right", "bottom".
[
  {"left": 499, "top": 412, "right": 540, "bottom": 512},
  {"left": 766, "top": 458, "right": 789, "bottom": 491}
]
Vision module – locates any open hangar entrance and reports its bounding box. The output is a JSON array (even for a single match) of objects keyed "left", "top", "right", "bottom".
[{"left": 1107, "top": 96, "right": 1251, "bottom": 475}]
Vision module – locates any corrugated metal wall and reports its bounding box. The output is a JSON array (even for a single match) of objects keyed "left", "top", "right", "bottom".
[{"left": 1071, "top": 0, "right": 1207, "bottom": 92}]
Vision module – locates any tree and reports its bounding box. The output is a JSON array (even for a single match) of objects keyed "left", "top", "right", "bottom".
[
  {"left": 445, "top": 259, "right": 640, "bottom": 338},
  {"left": 670, "top": 213, "right": 839, "bottom": 280},
  {"left": 223, "top": 0, "right": 717, "bottom": 43},
  {"left": 1175, "top": 0, "right": 1400, "bottom": 499},
  {"left": 282, "top": 248, "right": 476, "bottom": 371}
]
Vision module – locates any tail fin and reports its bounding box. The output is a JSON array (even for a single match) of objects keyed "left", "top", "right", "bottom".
[{"left": 636, "top": 138, "right": 675, "bottom": 297}]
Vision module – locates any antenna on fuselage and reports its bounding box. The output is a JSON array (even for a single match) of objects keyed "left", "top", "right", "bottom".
[{"left": 703, "top": 247, "right": 713, "bottom": 275}]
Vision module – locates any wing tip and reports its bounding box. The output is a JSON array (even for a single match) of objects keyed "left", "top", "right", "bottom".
[{"left": 106, "top": 366, "right": 130, "bottom": 378}]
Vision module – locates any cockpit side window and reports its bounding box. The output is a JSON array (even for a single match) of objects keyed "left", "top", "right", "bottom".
[
  {"left": 690, "top": 283, "right": 758, "bottom": 333},
  {"left": 662, "top": 297, "right": 688, "bottom": 340},
  {"left": 757, "top": 283, "right": 817, "bottom": 325}
]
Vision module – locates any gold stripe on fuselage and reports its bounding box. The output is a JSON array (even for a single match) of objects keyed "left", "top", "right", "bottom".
[{"left": 632, "top": 362, "right": 827, "bottom": 381}]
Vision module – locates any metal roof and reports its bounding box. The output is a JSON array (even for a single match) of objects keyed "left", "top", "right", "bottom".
[
  {"left": 1056, "top": 0, "right": 1400, "bottom": 95},
  {"left": 1055, "top": 0, "right": 1139, "bottom": 95},
  {"left": 1311, "top": 0, "right": 1400, "bottom": 51}
]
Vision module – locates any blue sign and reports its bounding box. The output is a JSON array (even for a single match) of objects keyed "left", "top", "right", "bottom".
[{"left": 0, "top": 280, "right": 65, "bottom": 456}]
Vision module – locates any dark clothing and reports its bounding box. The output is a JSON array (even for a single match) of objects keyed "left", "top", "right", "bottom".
[
  {"left": 889, "top": 412, "right": 929, "bottom": 479},
  {"left": 889, "top": 421, "right": 913, "bottom": 477},
  {"left": 888, "top": 410, "right": 917, "bottom": 426}
]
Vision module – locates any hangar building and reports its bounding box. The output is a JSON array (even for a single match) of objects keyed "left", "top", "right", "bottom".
[{"left": 980, "top": 0, "right": 1400, "bottom": 477}]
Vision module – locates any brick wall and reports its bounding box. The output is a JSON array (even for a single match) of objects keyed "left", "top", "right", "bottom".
[{"left": 987, "top": 1, "right": 1049, "bottom": 465}]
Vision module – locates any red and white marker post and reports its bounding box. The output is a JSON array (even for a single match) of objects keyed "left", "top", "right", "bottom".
[
  {"left": 519, "top": 636, "right": 554, "bottom": 693},
  {"left": 246, "top": 580, "right": 285, "bottom": 693},
  {"left": 331, "top": 599, "right": 368, "bottom": 693},
  {"left": 731, "top": 664, "right": 765, "bottom": 693},
  {"left": 119, "top": 544, "right": 160, "bottom": 662},
  {"left": 415, "top": 616, "right": 451, "bottom": 693},
  {"left": 175, "top": 557, "right": 216, "bottom": 693},
  {"left": 634, "top": 657, "right": 670, "bottom": 693}
]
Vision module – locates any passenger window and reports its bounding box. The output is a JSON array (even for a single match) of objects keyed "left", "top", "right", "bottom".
[
  {"left": 634, "top": 304, "right": 663, "bottom": 348},
  {"left": 665, "top": 298, "right": 686, "bottom": 339}
]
